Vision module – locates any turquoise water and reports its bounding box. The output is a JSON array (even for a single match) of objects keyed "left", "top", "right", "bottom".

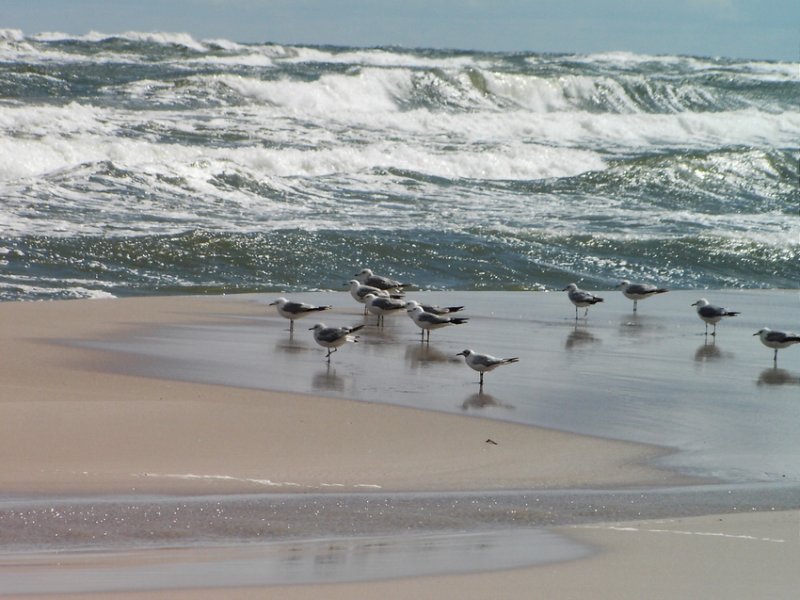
[{"left": 1, "top": 31, "right": 798, "bottom": 299}]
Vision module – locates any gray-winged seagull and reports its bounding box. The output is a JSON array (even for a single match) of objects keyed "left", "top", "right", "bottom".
[{"left": 456, "top": 349, "right": 519, "bottom": 387}]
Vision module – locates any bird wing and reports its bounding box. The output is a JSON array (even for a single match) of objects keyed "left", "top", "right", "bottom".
[
  {"left": 316, "top": 328, "right": 346, "bottom": 343},
  {"left": 698, "top": 305, "right": 723, "bottom": 318},
  {"left": 417, "top": 312, "right": 451, "bottom": 325}
]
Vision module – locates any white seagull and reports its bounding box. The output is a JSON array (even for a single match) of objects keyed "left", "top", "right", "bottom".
[
  {"left": 363, "top": 293, "right": 407, "bottom": 326},
  {"left": 406, "top": 304, "right": 468, "bottom": 342},
  {"left": 355, "top": 268, "right": 408, "bottom": 291},
  {"left": 269, "top": 297, "right": 332, "bottom": 332},
  {"left": 618, "top": 280, "right": 668, "bottom": 312},
  {"left": 691, "top": 298, "right": 740, "bottom": 336},
  {"left": 754, "top": 328, "right": 800, "bottom": 364},
  {"left": 562, "top": 283, "right": 604, "bottom": 319},
  {"left": 348, "top": 280, "right": 399, "bottom": 314},
  {"left": 309, "top": 323, "right": 365, "bottom": 361},
  {"left": 456, "top": 349, "right": 519, "bottom": 387},
  {"left": 404, "top": 299, "right": 465, "bottom": 315}
]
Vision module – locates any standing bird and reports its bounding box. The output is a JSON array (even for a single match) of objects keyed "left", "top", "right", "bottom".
[
  {"left": 348, "top": 280, "right": 399, "bottom": 314},
  {"left": 354, "top": 268, "right": 408, "bottom": 291},
  {"left": 363, "top": 293, "right": 406, "bottom": 327},
  {"left": 406, "top": 304, "right": 468, "bottom": 342},
  {"left": 269, "top": 297, "right": 332, "bottom": 333},
  {"left": 456, "top": 349, "right": 519, "bottom": 388},
  {"left": 562, "top": 283, "right": 604, "bottom": 319},
  {"left": 309, "top": 323, "right": 365, "bottom": 362},
  {"left": 404, "top": 299, "right": 465, "bottom": 315},
  {"left": 618, "top": 280, "right": 668, "bottom": 313},
  {"left": 754, "top": 328, "right": 800, "bottom": 364},
  {"left": 691, "top": 298, "right": 740, "bottom": 336}
]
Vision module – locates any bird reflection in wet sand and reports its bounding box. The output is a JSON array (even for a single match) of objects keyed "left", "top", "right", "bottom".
[
  {"left": 405, "top": 343, "right": 458, "bottom": 368},
  {"left": 565, "top": 324, "right": 599, "bottom": 350},
  {"left": 758, "top": 368, "right": 800, "bottom": 386},
  {"left": 312, "top": 365, "right": 346, "bottom": 392},
  {"left": 275, "top": 337, "right": 310, "bottom": 354},
  {"left": 694, "top": 339, "right": 724, "bottom": 363},
  {"left": 461, "top": 391, "right": 514, "bottom": 411}
]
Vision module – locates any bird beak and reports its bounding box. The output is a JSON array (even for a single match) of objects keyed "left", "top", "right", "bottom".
[{"left": 752, "top": 331, "right": 760, "bottom": 336}]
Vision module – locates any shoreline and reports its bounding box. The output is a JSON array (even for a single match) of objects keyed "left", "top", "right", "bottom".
[
  {"left": 0, "top": 293, "right": 690, "bottom": 497},
  {"left": 2, "top": 292, "right": 799, "bottom": 597}
]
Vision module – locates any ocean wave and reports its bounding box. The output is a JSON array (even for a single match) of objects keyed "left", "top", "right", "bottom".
[
  {"left": 1, "top": 35, "right": 798, "bottom": 300},
  {"left": 30, "top": 30, "right": 210, "bottom": 52}
]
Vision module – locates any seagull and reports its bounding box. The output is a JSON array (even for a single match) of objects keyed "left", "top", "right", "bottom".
[
  {"left": 269, "top": 297, "right": 332, "bottom": 333},
  {"left": 355, "top": 268, "right": 409, "bottom": 291},
  {"left": 348, "top": 280, "right": 401, "bottom": 314},
  {"left": 363, "top": 293, "right": 406, "bottom": 326},
  {"left": 562, "top": 283, "right": 604, "bottom": 319},
  {"left": 691, "top": 298, "right": 740, "bottom": 336},
  {"left": 618, "top": 280, "right": 668, "bottom": 313},
  {"left": 406, "top": 304, "right": 468, "bottom": 342},
  {"left": 754, "top": 328, "right": 800, "bottom": 364},
  {"left": 309, "top": 323, "right": 365, "bottom": 361},
  {"left": 404, "top": 300, "right": 465, "bottom": 315},
  {"left": 456, "top": 349, "right": 519, "bottom": 387}
]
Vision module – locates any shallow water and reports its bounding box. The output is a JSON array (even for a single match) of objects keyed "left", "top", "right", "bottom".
[
  {"left": 1, "top": 483, "right": 797, "bottom": 593},
  {"left": 0, "top": 527, "right": 587, "bottom": 594},
  {"left": 87, "top": 289, "right": 800, "bottom": 484}
]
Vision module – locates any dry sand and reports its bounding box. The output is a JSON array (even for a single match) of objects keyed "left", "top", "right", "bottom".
[{"left": 1, "top": 294, "right": 797, "bottom": 598}]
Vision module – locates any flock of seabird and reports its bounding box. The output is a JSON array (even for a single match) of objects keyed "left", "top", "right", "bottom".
[
  {"left": 564, "top": 281, "right": 799, "bottom": 364},
  {"left": 271, "top": 269, "right": 799, "bottom": 386}
]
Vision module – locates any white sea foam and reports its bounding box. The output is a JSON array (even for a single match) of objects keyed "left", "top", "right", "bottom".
[
  {"left": 139, "top": 472, "right": 382, "bottom": 489},
  {"left": 0, "top": 29, "right": 24, "bottom": 42},
  {"left": 0, "top": 281, "right": 117, "bottom": 300},
  {"left": 33, "top": 30, "right": 209, "bottom": 52},
  {"left": 284, "top": 45, "right": 481, "bottom": 69}
]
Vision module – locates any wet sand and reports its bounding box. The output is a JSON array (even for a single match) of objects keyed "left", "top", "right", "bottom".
[{"left": 1, "top": 290, "right": 799, "bottom": 597}]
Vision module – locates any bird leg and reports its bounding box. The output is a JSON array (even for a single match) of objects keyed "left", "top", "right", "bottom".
[
  {"left": 633, "top": 300, "right": 638, "bottom": 313},
  {"left": 479, "top": 372, "right": 485, "bottom": 387}
]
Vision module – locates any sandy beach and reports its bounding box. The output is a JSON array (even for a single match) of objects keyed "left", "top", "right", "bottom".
[{"left": 1, "top": 291, "right": 799, "bottom": 597}]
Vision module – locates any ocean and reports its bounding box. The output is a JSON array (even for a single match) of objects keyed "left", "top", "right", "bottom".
[{"left": 1, "top": 30, "right": 798, "bottom": 301}]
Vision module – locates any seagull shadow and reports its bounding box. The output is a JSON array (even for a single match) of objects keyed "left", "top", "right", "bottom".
[
  {"left": 757, "top": 367, "right": 800, "bottom": 386},
  {"left": 461, "top": 391, "right": 515, "bottom": 411},
  {"left": 312, "top": 365, "right": 346, "bottom": 392}
]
